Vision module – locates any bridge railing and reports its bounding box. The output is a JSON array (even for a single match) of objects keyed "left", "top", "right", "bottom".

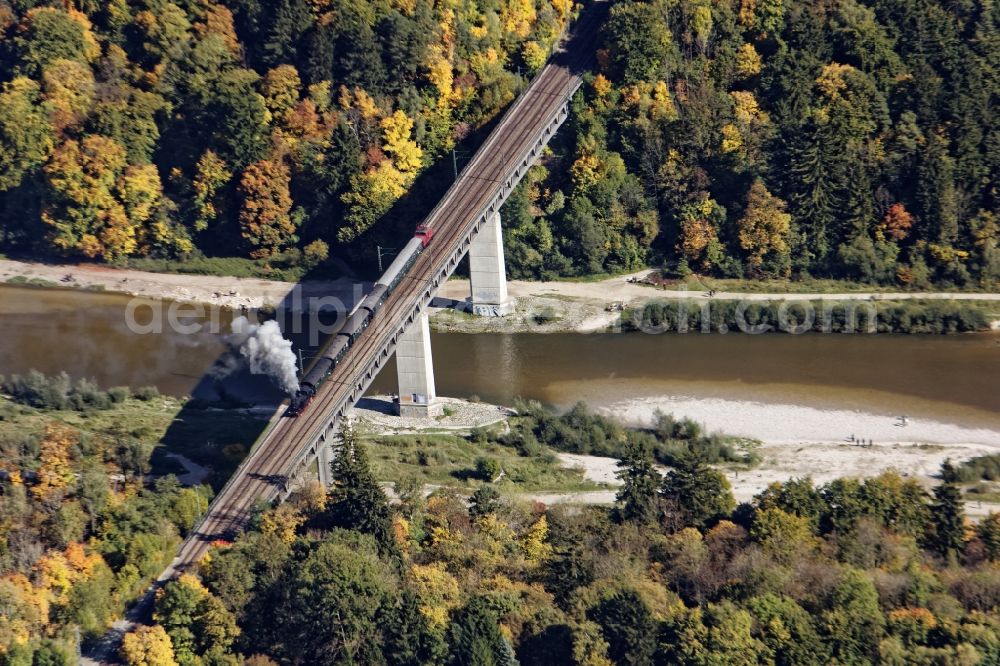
[{"left": 180, "top": 3, "right": 599, "bottom": 540}]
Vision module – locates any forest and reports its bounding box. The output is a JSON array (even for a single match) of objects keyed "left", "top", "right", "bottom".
[
  {"left": 118, "top": 429, "right": 1000, "bottom": 665},
  {"left": 5, "top": 379, "right": 1000, "bottom": 664},
  {"left": 0, "top": 391, "right": 211, "bottom": 665},
  {"left": 0, "top": 0, "right": 996, "bottom": 286}
]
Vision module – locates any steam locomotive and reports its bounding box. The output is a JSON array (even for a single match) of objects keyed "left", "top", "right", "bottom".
[{"left": 285, "top": 225, "right": 435, "bottom": 417}]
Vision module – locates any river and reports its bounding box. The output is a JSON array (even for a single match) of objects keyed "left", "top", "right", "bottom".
[{"left": 2, "top": 285, "right": 998, "bottom": 434}]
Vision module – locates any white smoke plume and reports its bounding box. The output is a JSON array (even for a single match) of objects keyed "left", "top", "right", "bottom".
[{"left": 222, "top": 315, "right": 299, "bottom": 394}]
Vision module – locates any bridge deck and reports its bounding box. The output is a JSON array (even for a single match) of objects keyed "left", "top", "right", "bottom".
[{"left": 165, "top": 0, "right": 608, "bottom": 575}]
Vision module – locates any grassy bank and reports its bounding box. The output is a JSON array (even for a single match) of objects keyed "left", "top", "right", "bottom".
[
  {"left": 357, "top": 400, "right": 760, "bottom": 496},
  {"left": 0, "top": 379, "right": 267, "bottom": 488},
  {"left": 359, "top": 429, "right": 606, "bottom": 492},
  {"left": 626, "top": 298, "right": 996, "bottom": 334},
  {"left": 127, "top": 254, "right": 302, "bottom": 282},
  {"left": 126, "top": 248, "right": 341, "bottom": 283}
]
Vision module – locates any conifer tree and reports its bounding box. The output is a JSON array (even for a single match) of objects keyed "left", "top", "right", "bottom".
[
  {"left": 384, "top": 589, "right": 447, "bottom": 666},
  {"left": 261, "top": 0, "right": 311, "bottom": 69},
  {"left": 614, "top": 441, "right": 661, "bottom": 523},
  {"left": 929, "top": 459, "right": 965, "bottom": 560},
  {"left": 323, "top": 424, "right": 399, "bottom": 559},
  {"left": 660, "top": 452, "right": 735, "bottom": 529},
  {"left": 447, "top": 597, "right": 517, "bottom": 666}
]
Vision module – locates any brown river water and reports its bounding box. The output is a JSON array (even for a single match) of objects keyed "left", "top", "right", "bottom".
[{"left": 1, "top": 285, "right": 998, "bottom": 430}]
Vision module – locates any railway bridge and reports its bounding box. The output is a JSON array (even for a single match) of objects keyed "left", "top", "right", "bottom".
[{"left": 166, "top": 0, "right": 609, "bottom": 574}]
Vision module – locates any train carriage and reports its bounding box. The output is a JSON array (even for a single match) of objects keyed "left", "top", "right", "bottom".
[{"left": 284, "top": 225, "right": 435, "bottom": 417}]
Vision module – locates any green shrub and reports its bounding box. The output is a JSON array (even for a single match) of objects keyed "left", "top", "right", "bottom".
[
  {"left": 3, "top": 370, "right": 71, "bottom": 410},
  {"left": 0, "top": 371, "right": 134, "bottom": 412},
  {"left": 507, "top": 402, "right": 755, "bottom": 467},
  {"left": 108, "top": 386, "right": 130, "bottom": 403},
  {"left": 133, "top": 386, "right": 160, "bottom": 401},
  {"left": 69, "top": 378, "right": 111, "bottom": 411},
  {"left": 303, "top": 239, "right": 330, "bottom": 268},
  {"left": 475, "top": 457, "right": 502, "bottom": 482},
  {"left": 957, "top": 455, "right": 1000, "bottom": 483}
]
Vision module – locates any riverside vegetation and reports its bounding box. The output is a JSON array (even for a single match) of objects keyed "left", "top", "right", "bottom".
[
  {"left": 0, "top": 0, "right": 996, "bottom": 289},
  {"left": 360, "top": 400, "right": 758, "bottom": 492},
  {"left": 0, "top": 391, "right": 215, "bottom": 664},
  {"left": 630, "top": 298, "right": 996, "bottom": 334}
]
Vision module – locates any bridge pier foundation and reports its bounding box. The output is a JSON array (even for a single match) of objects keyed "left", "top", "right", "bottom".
[
  {"left": 469, "top": 211, "right": 514, "bottom": 317},
  {"left": 396, "top": 312, "right": 440, "bottom": 418}
]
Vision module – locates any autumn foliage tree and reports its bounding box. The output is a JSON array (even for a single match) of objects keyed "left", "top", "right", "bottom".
[
  {"left": 42, "top": 135, "right": 170, "bottom": 262},
  {"left": 737, "top": 180, "right": 791, "bottom": 278},
  {"left": 11, "top": 7, "right": 99, "bottom": 78},
  {"left": 238, "top": 158, "right": 296, "bottom": 258},
  {"left": 880, "top": 203, "right": 914, "bottom": 242},
  {"left": 120, "top": 625, "right": 178, "bottom": 666},
  {"left": 31, "top": 423, "right": 77, "bottom": 503},
  {"left": 191, "top": 150, "right": 231, "bottom": 232},
  {"left": 338, "top": 108, "right": 422, "bottom": 243},
  {"left": 0, "top": 77, "right": 54, "bottom": 191}
]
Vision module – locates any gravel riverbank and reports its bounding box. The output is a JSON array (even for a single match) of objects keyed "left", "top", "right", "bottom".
[{"left": 3, "top": 258, "right": 996, "bottom": 332}]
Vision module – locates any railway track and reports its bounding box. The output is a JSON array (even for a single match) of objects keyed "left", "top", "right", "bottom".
[{"left": 164, "top": 0, "right": 609, "bottom": 575}]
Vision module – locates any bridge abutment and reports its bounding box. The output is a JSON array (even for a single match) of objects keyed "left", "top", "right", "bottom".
[
  {"left": 395, "top": 311, "right": 440, "bottom": 417},
  {"left": 469, "top": 211, "right": 514, "bottom": 317}
]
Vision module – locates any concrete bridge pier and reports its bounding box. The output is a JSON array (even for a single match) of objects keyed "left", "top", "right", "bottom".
[
  {"left": 317, "top": 439, "right": 333, "bottom": 487},
  {"left": 396, "top": 312, "right": 440, "bottom": 417},
  {"left": 469, "top": 211, "right": 515, "bottom": 317}
]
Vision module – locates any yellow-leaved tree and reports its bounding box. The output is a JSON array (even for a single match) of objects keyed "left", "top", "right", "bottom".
[
  {"left": 120, "top": 625, "right": 178, "bottom": 666},
  {"left": 41, "top": 59, "right": 95, "bottom": 133},
  {"left": 737, "top": 179, "right": 791, "bottom": 277},
  {"left": 32, "top": 423, "right": 77, "bottom": 503},
  {"left": 238, "top": 157, "right": 296, "bottom": 258},
  {"left": 262, "top": 64, "right": 302, "bottom": 124},
  {"left": 339, "top": 110, "right": 423, "bottom": 243},
  {"left": 501, "top": 0, "right": 537, "bottom": 39},
  {"left": 678, "top": 194, "right": 724, "bottom": 271},
  {"left": 339, "top": 161, "right": 408, "bottom": 244},
  {"left": 381, "top": 110, "right": 423, "bottom": 174},
  {"left": 520, "top": 515, "right": 553, "bottom": 564},
  {"left": 42, "top": 135, "right": 170, "bottom": 262},
  {"left": 192, "top": 150, "right": 232, "bottom": 232},
  {"left": 258, "top": 503, "right": 304, "bottom": 544},
  {"left": 408, "top": 562, "right": 461, "bottom": 629}
]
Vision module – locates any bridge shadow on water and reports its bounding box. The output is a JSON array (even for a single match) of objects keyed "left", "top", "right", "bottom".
[
  {"left": 107, "top": 4, "right": 608, "bottom": 643},
  {"left": 150, "top": 88, "right": 532, "bottom": 498},
  {"left": 149, "top": 23, "right": 602, "bottom": 490}
]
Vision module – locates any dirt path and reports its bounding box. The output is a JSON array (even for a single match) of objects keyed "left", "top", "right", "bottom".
[
  {"left": 0, "top": 258, "right": 365, "bottom": 312},
  {"left": 441, "top": 272, "right": 1000, "bottom": 304},
  {"left": 434, "top": 273, "right": 1000, "bottom": 333},
  {"left": 4, "top": 259, "right": 996, "bottom": 331}
]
